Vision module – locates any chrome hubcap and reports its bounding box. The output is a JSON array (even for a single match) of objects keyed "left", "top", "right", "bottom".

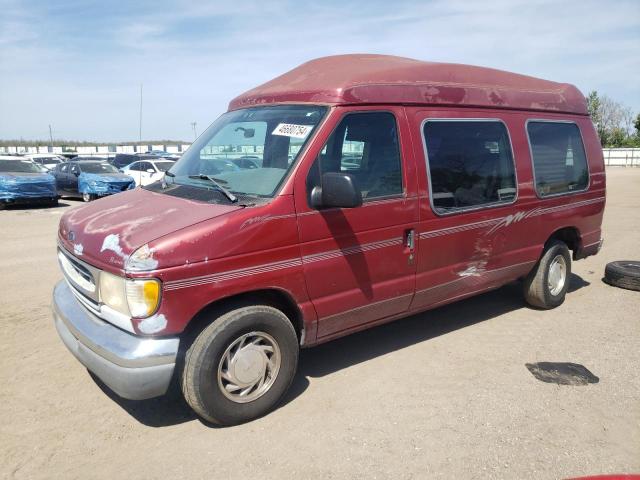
[
  {"left": 217, "top": 331, "right": 280, "bottom": 403},
  {"left": 82, "top": 193, "right": 90, "bottom": 202},
  {"left": 548, "top": 255, "right": 567, "bottom": 296}
]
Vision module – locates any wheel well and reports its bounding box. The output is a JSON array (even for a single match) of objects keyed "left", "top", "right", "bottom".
[
  {"left": 546, "top": 227, "right": 581, "bottom": 257},
  {"left": 181, "top": 289, "right": 304, "bottom": 346}
]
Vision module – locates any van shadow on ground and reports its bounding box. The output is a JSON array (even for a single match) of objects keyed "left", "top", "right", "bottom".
[{"left": 95, "top": 273, "right": 589, "bottom": 428}]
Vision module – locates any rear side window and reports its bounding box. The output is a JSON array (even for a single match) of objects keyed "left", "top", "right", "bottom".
[
  {"left": 423, "top": 120, "right": 517, "bottom": 214},
  {"left": 527, "top": 121, "right": 588, "bottom": 197},
  {"left": 307, "top": 112, "right": 403, "bottom": 205}
]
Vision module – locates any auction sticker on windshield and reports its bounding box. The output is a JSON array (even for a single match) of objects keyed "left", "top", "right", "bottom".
[{"left": 272, "top": 123, "right": 313, "bottom": 139}]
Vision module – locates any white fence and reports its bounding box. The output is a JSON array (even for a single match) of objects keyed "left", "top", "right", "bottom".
[
  {"left": 603, "top": 148, "right": 640, "bottom": 167},
  {"left": 0, "top": 144, "right": 191, "bottom": 155}
]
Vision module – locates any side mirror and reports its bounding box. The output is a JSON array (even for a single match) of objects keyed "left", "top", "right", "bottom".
[
  {"left": 146, "top": 169, "right": 155, "bottom": 173},
  {"left": 310, "top": 172, "right": 362, "bottom": 209}
]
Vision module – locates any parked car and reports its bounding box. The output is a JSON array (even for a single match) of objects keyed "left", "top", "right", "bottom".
[
  {"left": 111, "top": 153, "right": 157, "bottom": 170},
  {"left": 120, "top": 159, "right": 176, "bottom": 186},
  {"left": 232, "top": 156, "right": 261, "bottom": 169},
  {"left": 52, "top": 55, "right": 605, "bottom": 426},
  {"left": 0, "top": 155, "right": 58, "bottom": 208},
  {"left": 24, "top": 153, "right": 66, "bottom": 170},
  {"left": 147, "top": 150, "right": 180, "bottom": 160},
  {"left": 52, "top": 160, "right": 135, "bottom": 202}
]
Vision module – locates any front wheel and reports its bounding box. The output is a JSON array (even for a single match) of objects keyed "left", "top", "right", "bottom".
[
  {"left": 523, "top": 240, "right": 572, "bottom": 309},
  {"left": 82, "top": 192, "right": 94, "bottom": 202},
  {"left": 182, "top": 305, "right": 299, "bottom": 425}
]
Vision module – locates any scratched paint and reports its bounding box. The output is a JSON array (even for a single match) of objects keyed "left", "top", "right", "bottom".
[{"left": 136, "top": 313, "right": 168, "bottom": 334}]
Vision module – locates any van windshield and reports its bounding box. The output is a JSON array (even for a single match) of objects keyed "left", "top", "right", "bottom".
[{"left": 157, "top": 105, "right": 327, "bottom": 202}]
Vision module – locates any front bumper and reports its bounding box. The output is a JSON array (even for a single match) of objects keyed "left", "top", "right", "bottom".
[{"left": 52, "top": 280, "right": 179, "bottom": 400}]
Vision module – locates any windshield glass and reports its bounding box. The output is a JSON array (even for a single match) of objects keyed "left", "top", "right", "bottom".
[
  {"left": 0, "top": 160, "right": 44, "bottom": 173},
  {"left": 154, "top": 161, "right": 175, "bottom": 172},
  {"left": 79, "top": 163, "right": 119, "bottom": 174},
  {"left": 163, "top": 105, "right": 327, "bottom": 199}
]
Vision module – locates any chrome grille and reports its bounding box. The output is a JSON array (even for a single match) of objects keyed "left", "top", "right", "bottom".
[{"left": 57, "top": 247, "right": 101, "bottom": 303}]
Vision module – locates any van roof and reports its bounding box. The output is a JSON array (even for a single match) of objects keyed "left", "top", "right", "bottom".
[{"left": 229, "top": 54, "right": 588, "bottom": 115}]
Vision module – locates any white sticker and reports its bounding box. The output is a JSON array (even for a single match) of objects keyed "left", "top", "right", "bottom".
[{"left": 272, "top": 123, "right": 313, "bottom": 139}]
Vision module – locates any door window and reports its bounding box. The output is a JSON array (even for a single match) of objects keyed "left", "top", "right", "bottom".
[
  {"left": 128, "top": 162, "right": 142, "bottom": 171},
  {"left": 423, "top": 120, "right": 517, "bottom": 214},
  {"left": 307, "top": 112, "right": 402, "bottom": 206}
]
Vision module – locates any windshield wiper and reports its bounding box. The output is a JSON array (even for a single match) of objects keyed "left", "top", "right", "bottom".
[{"left": 188, "top": 174, "right": 237, "bottom": 203}]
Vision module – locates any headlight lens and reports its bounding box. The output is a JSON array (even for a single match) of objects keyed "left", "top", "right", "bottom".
[
  {"left": 99, "top": 271, "right": 160, "bottom": 318},
  {"left": 99, "top": 271, "right": 128, "bottom": 315}
]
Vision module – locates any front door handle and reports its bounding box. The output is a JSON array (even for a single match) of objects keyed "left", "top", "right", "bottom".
[{"left": 405, "top": 229, "right": 415, "bottom": 251}]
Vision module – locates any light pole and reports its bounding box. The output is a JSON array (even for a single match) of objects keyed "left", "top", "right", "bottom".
[
  {"left": 191, "top": 122, "right": 198, "bottom": 140},
  {"left": 139, "top": 84, "right": 143, "bottom": 144}
]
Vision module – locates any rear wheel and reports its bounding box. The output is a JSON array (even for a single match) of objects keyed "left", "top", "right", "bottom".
[
  {"left": 182, "top": 305, "right": 299, "bottom": 425},
  {"left": 523, "top": 240, "right": 572, "bottom": 309}
]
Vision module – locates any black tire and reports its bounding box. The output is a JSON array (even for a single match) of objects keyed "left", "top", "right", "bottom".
[
  {"left": 604, "top": 261, "right": 640, "bottom": 292},
  {"left": 523, "top": 240, "right": 572, "bottom": 309},
  {"left": 49, "top": 198, "right": 59, "bottom": 208},
  {"left": 182, "top": 305, "right": 299, "bottom": 426}
]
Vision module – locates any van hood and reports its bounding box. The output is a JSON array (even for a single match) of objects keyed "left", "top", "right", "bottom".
[{"left": 59, "top": 187, "right": 241, "bottom": 271}]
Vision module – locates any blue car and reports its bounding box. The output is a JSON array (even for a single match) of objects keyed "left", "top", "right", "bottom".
[
  {"left": 0, "top": 156, "right": 58, "bottom": 209},
  {"left": 52, "top": 160, "right": 136, "bottom": 202}
]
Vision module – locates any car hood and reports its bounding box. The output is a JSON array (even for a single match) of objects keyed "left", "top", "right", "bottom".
[
  {"left": 0, "top": 172, "right": 55, "bottom": 183},
  {"left": 79, "top": 172, "right": 134, "bottom": 183},
  {"left": 59, "top": 187, "right": 242, "bottom": 272}
]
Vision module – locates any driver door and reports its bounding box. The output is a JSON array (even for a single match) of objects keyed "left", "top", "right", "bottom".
[{"left": 294, "top": 107, "right": 419, "bottom": 340}]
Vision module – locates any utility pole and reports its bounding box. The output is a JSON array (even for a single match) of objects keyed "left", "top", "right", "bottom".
[
  {"left": 191, "top": 122, "right": 198, "bottom": 140},
  {"left": 48, "top": 124, "right": 53, "bottom": 148},
  {"left": 139, "top": 84, "right": 143, "bottom": 144}
]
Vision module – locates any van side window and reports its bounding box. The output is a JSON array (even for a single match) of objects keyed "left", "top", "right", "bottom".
[
  {"left": 423, "top": 121, "right": 517, "bottom": 213},
  {"left": 307, "top": 112, "right": 402, "bottom": 206},
  {"left": 527, "top": 121, "right": 588, "bottom": 197}
]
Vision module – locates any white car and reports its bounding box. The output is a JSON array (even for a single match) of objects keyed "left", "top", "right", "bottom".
[
  {"left": 24, "top": 153, "right": 66, "bottom": 170},
  {"left": 120, "top": 158, "right": 175, "bottom": 186}
]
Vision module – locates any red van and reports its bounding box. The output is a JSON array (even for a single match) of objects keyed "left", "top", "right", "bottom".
[{"left": 52, "top": 55, "right": 605, "bottom": 425}]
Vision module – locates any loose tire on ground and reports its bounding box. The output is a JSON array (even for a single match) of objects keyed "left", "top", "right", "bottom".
[
  {"left": 181, "top": 305, "right": 299, "bottom": 426},
  {"left": 603, "top": 261, "right": 640, "bottom": 292},
  {"left": 523, "top": 240, "right": 572, "bottom": 309}
]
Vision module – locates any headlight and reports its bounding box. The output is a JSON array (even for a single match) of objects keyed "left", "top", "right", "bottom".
[
  {"left": 99, "top": 271, "right": 160, "bottom": 318},
  {"left": 126, "top": 278, "right": 161, "bottom": 317}
]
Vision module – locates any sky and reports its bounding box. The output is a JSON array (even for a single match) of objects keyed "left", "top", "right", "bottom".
[{"left": 0, "top": 0, "right": 638, "bottom": 142}]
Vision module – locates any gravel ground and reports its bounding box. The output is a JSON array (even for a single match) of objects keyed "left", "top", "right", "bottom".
[{"left": 1, "top": 168, "right": 639, "bottom": 480}]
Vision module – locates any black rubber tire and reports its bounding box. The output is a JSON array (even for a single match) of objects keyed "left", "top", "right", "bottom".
[
  {"left": 181, "top": 305, "right": 299, "bottom": 426},
  {"left": 49, "top": 198, "right": 59, "bottom": 208},
  {"left": 603, "top": 261, "right": 640, "bottom": 292},
  {"left": 523, "top": 240, "right": 572, "bottom": 309}
]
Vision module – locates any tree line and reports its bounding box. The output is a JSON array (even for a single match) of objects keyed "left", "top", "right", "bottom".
[{"left": 587, "top": 91, "right": 640, "bottom": 148}]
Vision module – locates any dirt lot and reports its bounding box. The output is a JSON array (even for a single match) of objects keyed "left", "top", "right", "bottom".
[{"left": 1, "top": 169, "right": 639, "bottom": 480}]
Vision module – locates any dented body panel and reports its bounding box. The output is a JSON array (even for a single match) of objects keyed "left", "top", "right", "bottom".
[
  {"left": 77, "top": 172, "right": 135, "bottom": 197},
  {"left": 51, "top": 55, "right": 605, "bottom": 401}
]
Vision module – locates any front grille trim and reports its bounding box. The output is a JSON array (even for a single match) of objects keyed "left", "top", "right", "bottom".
[{"left": 58, "top": 247, "right": 101, "bottom": 303}]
